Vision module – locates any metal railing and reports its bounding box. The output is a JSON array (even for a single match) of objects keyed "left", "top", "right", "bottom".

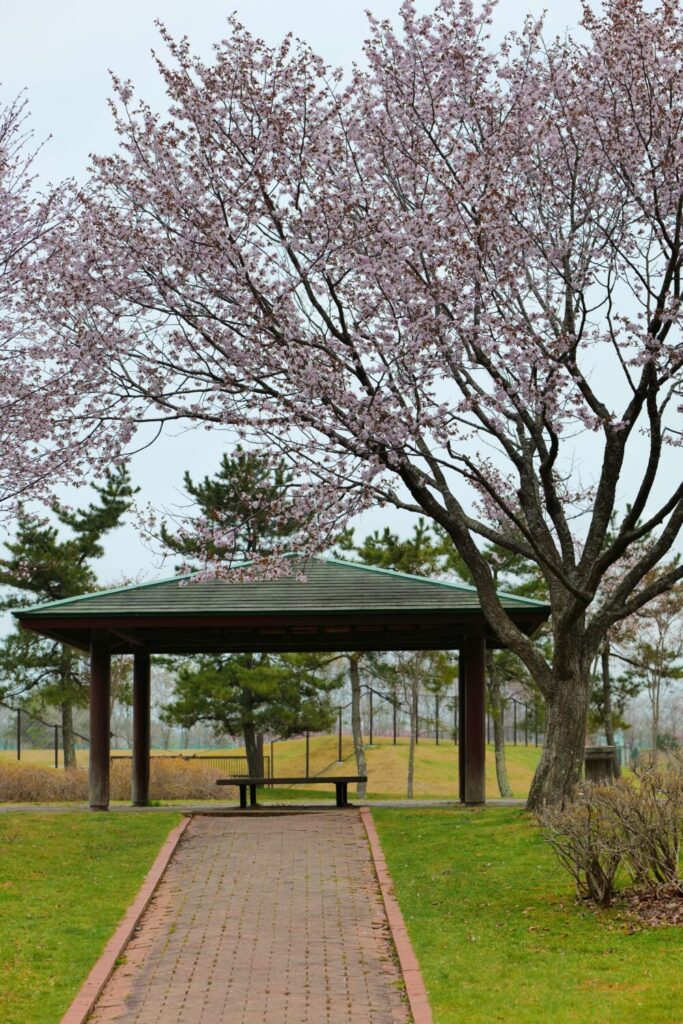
[
  {"left": 0, "top": 701, "right": 90, "bottom": 768},
  {"left": 110, "top": 753, "right": 271, "bottom": 777}
]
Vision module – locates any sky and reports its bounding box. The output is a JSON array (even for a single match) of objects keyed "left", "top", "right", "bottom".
[{"left": 0, "top": 0, "right": 639, "bottom": 586}]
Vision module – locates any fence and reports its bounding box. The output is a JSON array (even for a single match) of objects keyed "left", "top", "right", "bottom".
[
  {"left": 110, "top": 753, "right": 272, "bottom": 777},
  {"left": 0, "top": 702, "right": 90, "bottom": 768}
]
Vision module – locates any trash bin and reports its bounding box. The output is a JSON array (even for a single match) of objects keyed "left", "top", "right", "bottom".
[{"left": 584, "top": 745, "right": 616, "bottom": 784}]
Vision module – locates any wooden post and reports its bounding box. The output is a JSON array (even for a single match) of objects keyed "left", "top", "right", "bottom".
[
  {"left": 458, "top": 633, "right": 486, "bottom": 805},
  {"left": 132, "top": 651, "right": 151, "bottom": 806},
  {"left": 89, "top": 631, "right": 111, "bottom": 811}
]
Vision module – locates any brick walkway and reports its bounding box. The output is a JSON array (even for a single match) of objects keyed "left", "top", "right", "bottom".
[{"left": 88, "top": 811, "right": 410, "bottom": 1024}]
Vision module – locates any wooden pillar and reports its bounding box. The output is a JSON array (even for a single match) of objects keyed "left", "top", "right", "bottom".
[
  {"left": 132, "top": 651, "right": 151, "bottom": 806},
  {"left": 458, "top": 632, "right": 486, "bottom": 804},
  {"left": 89, "top": 631, "right": 111, "bottom": 811}
]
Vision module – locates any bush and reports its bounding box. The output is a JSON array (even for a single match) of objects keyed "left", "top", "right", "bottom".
[
  {"left": 538, "top": 756, "right": 683, "bottom": 907},
  {"left": 0, "top": 761, "right": 88, "bottom": 802},
  {"left": 539, "top": 786, "right": 623, "bottom": 906},
  {"left": 0, "top": 758, "right": 235, "bottom": 803},
  {"left": 620, "top": 756, "right": 683, "bottom": 890}
]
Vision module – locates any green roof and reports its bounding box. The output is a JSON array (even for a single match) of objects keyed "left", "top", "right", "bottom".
[{"left": 15, "top": 555, "right": 548, "bottom": 619}]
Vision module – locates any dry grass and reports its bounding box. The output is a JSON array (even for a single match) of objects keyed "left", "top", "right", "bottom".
[{"left": 0, "top": 758, "right": 235, "bottom": 802}]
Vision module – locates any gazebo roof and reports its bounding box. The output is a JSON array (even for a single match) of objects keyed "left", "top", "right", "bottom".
[{"left": 15, "top": 555, "right": 549, "bottom": 655}]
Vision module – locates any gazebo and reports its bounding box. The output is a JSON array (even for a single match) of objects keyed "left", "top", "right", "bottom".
[{"left": 14, "top": 556, "right": 549, "bottom": 809}]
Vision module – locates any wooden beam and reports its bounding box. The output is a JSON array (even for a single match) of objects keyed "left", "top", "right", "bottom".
[
  {"left": 132, "top": 652, "right": 151, "bottom": 807},
  {"left": 89, "top": 631, "right": 111, "bottom": 811},
  {"left": 458, "top": 632, "right": 486, "bottom": 805}
]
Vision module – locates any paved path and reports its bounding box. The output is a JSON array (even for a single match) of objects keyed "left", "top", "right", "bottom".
[{"left": 88, "top": 811, "right": 410, "bottom": 1024}]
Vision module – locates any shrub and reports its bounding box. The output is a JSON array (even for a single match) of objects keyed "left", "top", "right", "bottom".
[
  {"left": 539, "top": 785, "right": 623, "bottom": 906},
  {"left": 619, "top": 756, "right": 683, "bottom": 890},
  {"left": 0, "top": 758, "right": 235, "bottom": 803},
  {"left": 109, "top": 758, "right": 230, "bottom": 801},
  {"left": 538, "top": 755, "right": 683, "bottom": 907}
]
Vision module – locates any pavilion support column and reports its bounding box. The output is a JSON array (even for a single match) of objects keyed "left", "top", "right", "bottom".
[
  {"left": 132, "top": 651, "right": 151, "bottom": 807},
  {"left": 458, "top": 632, "right": 486, "bottom": 805},
  {"left": 89, "top": 631, "right": 111, "bottom": 811}
]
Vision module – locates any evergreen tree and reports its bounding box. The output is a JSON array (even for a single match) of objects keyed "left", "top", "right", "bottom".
[
  {"left": 161, "top": 653, "right": 340, "bottom": 773},
  {"left": 160, "top": 449, "right": 339, "bottom": 774},
  {"left": 0, "top": 468, "right": 137, "bottom": 766}
]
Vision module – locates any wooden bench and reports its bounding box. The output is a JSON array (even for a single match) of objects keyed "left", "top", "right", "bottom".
[{"left": 216, "top": 775, "right": 367, "bottom": 809}]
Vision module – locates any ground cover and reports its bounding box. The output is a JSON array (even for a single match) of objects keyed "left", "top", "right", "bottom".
[
  {"left": 0, "top": 811, "right": 180, "bottom": 1024},
  {"left": 372, "top": 806, "right": 683, "bottom": 1024}
]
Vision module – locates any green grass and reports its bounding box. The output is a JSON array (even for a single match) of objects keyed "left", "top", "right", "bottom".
[
  {"left": 372, "top": 807, "right": 683, "bottom": 1024},
  {"left": 0, "top": 812, "right": 181, "bottom": 1024}
]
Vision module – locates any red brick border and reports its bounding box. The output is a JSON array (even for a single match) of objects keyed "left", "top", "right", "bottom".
[
  {"left": 60, "top": 815, "right": 191, "bottom": 1024},
  {"left": 360, "top": 807, "right": 433, "bottom": 1024}
]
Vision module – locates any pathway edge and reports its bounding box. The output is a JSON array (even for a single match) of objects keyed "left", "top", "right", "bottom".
[
  {"left": 360, "top": 806, "right": 433, "bottom": 1024},
  {"left": 60, "top": 814, "right": 191, "bottom": 1024}
]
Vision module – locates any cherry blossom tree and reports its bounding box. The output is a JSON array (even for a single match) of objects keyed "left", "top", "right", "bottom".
[
  {"left": 0, "top": 95, "right": 114, "bottom": 510},
  {"left": 45, "top": 0, "right": 683, "bottom": 808}
]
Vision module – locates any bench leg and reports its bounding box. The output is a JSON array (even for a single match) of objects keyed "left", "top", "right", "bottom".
[
  {"left": 250, "top": 784, "right": 257, "bottom": 807},
  {"left": 239, "top": 785, "right": 247, "bottom": 810},
  {"left": 336, "top": 782, "right": 343, "bottom": 808},
  {"left": 342, "top": 782, "right": 348, "bottom": 806}
]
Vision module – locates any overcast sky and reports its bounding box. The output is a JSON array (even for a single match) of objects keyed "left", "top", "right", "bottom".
[{"left": 0, "top": 0, "right": 615, "bottom": 585}]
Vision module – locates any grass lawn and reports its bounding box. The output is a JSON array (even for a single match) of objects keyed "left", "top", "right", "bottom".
[
  {"left": 373, "top": 806, "right": 683, "bottom": 1024},
  {"left": 0, "top": 811, "right": 180, "bottom": 1024}
]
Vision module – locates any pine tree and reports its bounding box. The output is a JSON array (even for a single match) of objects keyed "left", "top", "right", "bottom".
[
  {"left": 160, "top": 449, "right": 339, "bottom": 774},
  {"left": 160, "top": 653, "right": 340, "bottom": 773},
  {"left": 160, "top": 447, "right": 297, "bottom": 564},
  {"left": 0, "top": 467, "right": 137, "bottom": 766}
]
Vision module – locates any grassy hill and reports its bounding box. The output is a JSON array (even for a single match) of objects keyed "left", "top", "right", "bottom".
[{"left": 220, "top": 734, "right": 540, "bottom": 800}]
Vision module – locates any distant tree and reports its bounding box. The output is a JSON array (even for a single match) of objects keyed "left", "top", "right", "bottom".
[
  {"left": 617, "top": 573, "right": 683, "bottom": 764},
  {"left": 160, "top": 652, "right": 340, "bottom": 775},
  {"left": 0, "top": 468, "right": 136, "bottom": 765}
]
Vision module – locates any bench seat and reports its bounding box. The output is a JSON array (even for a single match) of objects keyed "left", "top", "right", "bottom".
[{"left": 216, "top": 775, "right": 367, "bottom": 808}]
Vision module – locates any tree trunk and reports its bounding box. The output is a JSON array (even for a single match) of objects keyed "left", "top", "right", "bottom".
[
  {"left": 487, "top": 652, "right": 512, "bottom": 798},
  {"left": 61, "top": 701, "right": 77, "bottom": 769},
  {"left": 601, "top": 642, "right": 621, "bottom": 778},
  {"left": 349, "top": 654, "right": 367, "bottom": 797},
  {"left": 650, "top": 670, "right": 661, "bottom": 768},
  {"left": 407, "top": 683, "right": 418, "bottom": 799},
  {"left": 243, "top": 721, "right": 264, "bottom": 776},
  {"left": 526, "top": 667, "right": 591, "bottom": 811}
]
